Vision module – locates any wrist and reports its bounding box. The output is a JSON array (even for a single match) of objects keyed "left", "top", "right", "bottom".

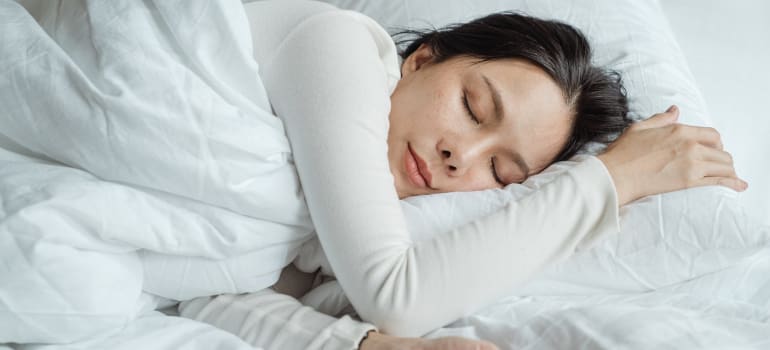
[{"left": 359, "top": 331, "right": 381, "bottom": 350}]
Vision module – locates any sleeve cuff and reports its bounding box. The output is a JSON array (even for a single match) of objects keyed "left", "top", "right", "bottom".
[{"left": 328, "top": 315, "right": 377, "bottom": 350}]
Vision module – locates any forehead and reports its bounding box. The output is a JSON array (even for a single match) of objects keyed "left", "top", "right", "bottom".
[{"left": 470, "top": 58, "right": 562, "bottom": 98}]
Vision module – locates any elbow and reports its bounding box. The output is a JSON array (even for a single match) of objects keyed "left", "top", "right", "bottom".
[{"left": 351, "top": 250, "right": 442, "bottom": 337}]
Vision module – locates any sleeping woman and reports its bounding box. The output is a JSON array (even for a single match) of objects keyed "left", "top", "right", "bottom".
[{"left": 179, "top": 1, "right": 747, "bottom": 349}]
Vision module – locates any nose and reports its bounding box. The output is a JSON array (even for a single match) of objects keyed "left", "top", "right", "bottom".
[
  {"left": 440, "top": 149, "right": 459, "bottom": 172},
  {"left": 438, "top": 136, "right": 490, "bottom": 177}
]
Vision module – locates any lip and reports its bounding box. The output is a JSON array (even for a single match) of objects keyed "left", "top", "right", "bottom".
[{"left": 405, "top": 143, "right": 433, "bottom": 188}]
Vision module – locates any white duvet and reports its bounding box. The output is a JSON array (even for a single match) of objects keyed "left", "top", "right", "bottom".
[
  {"left": 1, "top": 0, "right": 769, "bottom": 349},
  {"left": 0, "top": 0, "right": 314, "bottom": 345}
]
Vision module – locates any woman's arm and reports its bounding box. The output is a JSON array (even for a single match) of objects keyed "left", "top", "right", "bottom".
[
  {"left": 179, "top": 290, "right": 374, "bottom": 350},
  {"left": 260, "top": 10, "right": 620, "bottom": 336}
]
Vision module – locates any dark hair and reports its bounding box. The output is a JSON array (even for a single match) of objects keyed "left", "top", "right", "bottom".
[{"left": 395, "top": 12, "right": 631, "bottom": 161}]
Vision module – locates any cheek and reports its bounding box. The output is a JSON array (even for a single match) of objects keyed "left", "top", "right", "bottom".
[
  {"left": 417, "top": 93, "right": 464, "bottom": 134},
  {"left": 397, "top": 103, "right": 451, "bottom": 142},
  {"left": 393, "top": 82, "right": 437, "bottom": 119},
  {"left": 388, "top": 93, "right": 418, "bottom": 137}
]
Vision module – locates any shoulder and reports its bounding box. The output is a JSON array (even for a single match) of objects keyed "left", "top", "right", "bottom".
[
  {"left": 243, "top": 1, "right": 384, "bottom": 45},
  {"left": 280, "top": 5, "right": 402, "bottom": 92},
  {"left": 245, "top": 1, "right": 400, "bottom": 89}
]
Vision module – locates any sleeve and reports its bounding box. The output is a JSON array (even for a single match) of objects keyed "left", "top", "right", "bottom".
[
  {"left": 260, "top": 10, "right": 620, "bottom": 337},
  {"left": 179, "top": 290, "right": 374, "bottom": 350}
]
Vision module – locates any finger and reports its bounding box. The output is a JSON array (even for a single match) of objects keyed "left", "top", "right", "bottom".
[
  {"left": 693, "top": 126, "right": 723, "bottom": 150},
  {"left": 695, "top": 176, "right": 749, "bottom": 192},
  {"left": 635, "top": 105, "right": 680, "bottom": 130},
  {"left": 667, "top": 104, "right": 681, "bottom": 119},
  {"left": 695, "top": 160, "right": 738, "bottom": 178},
  {"left": 691, "top": 161, "right": 749, "bottom": 192},
  {"left": 698, "top": 147, "right": 734, "bottom": 165},
  {"left": 671, "top": 124, "right": 723, "bottom": 150}
]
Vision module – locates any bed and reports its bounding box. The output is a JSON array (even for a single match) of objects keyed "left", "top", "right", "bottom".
[{"left": 1, "top": 0, "right": 768, "bottom": 349}]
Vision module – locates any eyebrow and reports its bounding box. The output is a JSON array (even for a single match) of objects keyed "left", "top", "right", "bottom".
[{"left": 482, "top": 74, "right": 531, "bottom": 179}]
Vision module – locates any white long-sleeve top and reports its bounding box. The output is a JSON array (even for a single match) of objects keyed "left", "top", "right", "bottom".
[{"left": 246, "top": 0, "right": 620, "bottom": 337}]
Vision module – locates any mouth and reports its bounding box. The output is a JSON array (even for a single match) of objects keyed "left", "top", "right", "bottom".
[{"left": 405, "top": 143, "right": 433, "bottom": 189}]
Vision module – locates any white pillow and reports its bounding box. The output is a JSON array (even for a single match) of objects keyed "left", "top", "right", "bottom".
[
  {"left": 404, "top": 158, "right": 770, "bottom": 294},
  {"left": 317, "top": 0, "right": 711, "bottom": 127}
]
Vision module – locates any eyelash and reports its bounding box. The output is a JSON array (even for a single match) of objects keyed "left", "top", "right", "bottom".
[
  {"left": 464, "top": 92, "right": 504, "bottom": 185},
  {"left": 490, "top": 157, "right": 504, "bottom": 185},
  {"left": 462, "top": 93, "right": 480, "bottom": 125}
]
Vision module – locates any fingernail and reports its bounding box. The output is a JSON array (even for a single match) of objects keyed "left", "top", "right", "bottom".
[{"left": 666, "top": 105, "right": 677, "bottom": 113}]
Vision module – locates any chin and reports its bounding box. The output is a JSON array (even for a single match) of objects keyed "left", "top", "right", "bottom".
[
  {"left": 399, "top": 186, "right": 428, "bottom": 199},
  {"left": 395, "top": 181, "right": 411, "bottom": 199},
  {"left": 395, "top": 181, "right": 415, "bottom": 199}
]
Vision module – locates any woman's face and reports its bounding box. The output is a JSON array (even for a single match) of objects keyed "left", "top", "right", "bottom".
[{"left": 388, "top": 45, "right": 573, "bottom": 199}]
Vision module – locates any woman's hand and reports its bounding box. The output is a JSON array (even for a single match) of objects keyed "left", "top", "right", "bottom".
[
  {"left": 598, "top": 105, "right": 748, "bottom": 206},
  {"left": 359, "top": 331, "right": 499, "bottom": 350}
]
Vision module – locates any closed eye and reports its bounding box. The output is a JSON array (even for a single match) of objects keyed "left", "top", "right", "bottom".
[
  {"left": 490, "top": 157, "right": 504, "bottom": 185},
  {"left": 463, "top": 92, "right": 480, "bottom": 125},
  {"left": 464, "top": 91, "right": 502, "bottom": 185}
]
